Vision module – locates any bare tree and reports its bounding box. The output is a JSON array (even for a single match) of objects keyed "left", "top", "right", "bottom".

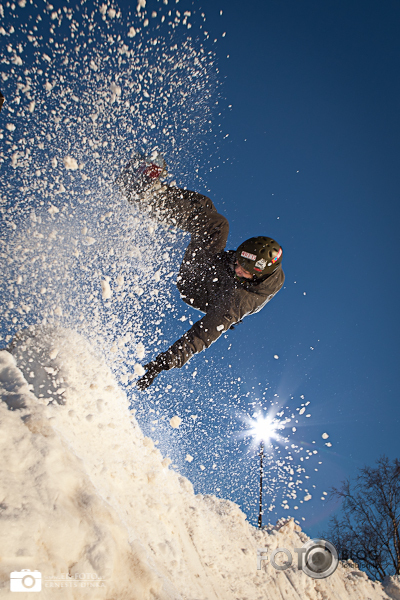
[{"left": 324, "top": 455, "right": 400, "bottom": 581}]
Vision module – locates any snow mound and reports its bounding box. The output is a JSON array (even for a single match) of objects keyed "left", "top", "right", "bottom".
[{"left": 0, "top": 327, "right": 396, "bottom": 599}]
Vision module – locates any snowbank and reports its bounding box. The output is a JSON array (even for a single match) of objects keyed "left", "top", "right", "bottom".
[{"left": 0, "top": 327, "right": 398, "bottom": 599}]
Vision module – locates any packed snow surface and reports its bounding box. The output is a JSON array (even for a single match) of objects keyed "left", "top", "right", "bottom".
[{"left": 1, "top": 326, "right": 399, "bottom": 599}]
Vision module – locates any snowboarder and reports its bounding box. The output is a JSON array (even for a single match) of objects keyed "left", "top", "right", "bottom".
[{"left": 117, "top": 153, "right": 285, "bottom": 390}]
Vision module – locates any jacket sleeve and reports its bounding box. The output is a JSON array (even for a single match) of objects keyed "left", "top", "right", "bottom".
[{"left": 159, "top": 290, "right": 266, "bottom": 369}]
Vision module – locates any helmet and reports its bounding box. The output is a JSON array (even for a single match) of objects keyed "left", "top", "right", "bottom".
[{"left": 236, "top": 236, "right": 283, "bottom": 278}]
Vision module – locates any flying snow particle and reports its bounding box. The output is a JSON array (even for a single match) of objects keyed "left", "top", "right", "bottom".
[
  {"left": 63, "top": 156, "right": 79, "bottom": 170},
  {"left": 107, "top": 8, "right": 116, "bottom": 18},
  {"left": 185, "top": 454, "right": 193, "bottom": 463},
  {"left": 304, "top": 494, "right": 312, "bottom": 502},
  {"left": 83, "top": 236, "right": 96, "bottom": 246},
  {"left": 134, "top": 363, "right": 145, "bottom": 376},
  {"left": 169, "top": 416, "right": 182, "bottom": 429},
  {"left": 322, "top": 433, "right": 329, "bottom": 439},
  {"left": 6, "top": 123, "right": 16, "bottom": 131},
  {"left": 128, "top": 27, "right": 136, "bottom": 37},
  {"left": 110, "top": 82, "right": 122, "bottom": 104},
  {"left": 101, "top": 279, "right": 112, "bottom": 300},
  {"left": 28, "top": 100, "right": 35, "bottom": 112},
  {"left": 48, "top": 205, "right": 59, "bottom": 217},
  {"left": 274, "top": 354, "right": 279, "bottom": 360},
  {"left": 136, "top": 342, "right": 145, "bottom": 359}
]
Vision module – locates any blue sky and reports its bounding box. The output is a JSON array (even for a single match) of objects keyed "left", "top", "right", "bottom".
[
  {"left": 1, "top": 0, "right": 399, "bottom": 539},
  {"left": 196, "top": 0, "right": 400, "bottom": 534}
]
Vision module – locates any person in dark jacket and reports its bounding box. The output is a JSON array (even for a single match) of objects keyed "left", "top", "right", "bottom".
[{"left": 117, "top": 154, "right": 285, "bottom": 389}]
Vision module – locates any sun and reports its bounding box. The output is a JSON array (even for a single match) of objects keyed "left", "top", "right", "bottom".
[{"left": 250, "top": 415, "right": 279, "bottom": 445}]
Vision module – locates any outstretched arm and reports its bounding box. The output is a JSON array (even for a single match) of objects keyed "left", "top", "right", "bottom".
[
  {"left": 137, "top": 291, "right": 264, "bottom": 390},
  {"left": 137, "top": 309, "right": 236, "bottom": 390}
]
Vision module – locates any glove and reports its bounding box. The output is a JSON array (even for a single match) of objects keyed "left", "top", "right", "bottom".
[{"left": 136, "top": 355, "right": 168, "bottom": 390}]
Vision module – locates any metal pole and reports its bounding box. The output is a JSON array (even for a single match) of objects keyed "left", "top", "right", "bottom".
[{"left": 258, "top": 440, "right": 264, "bottom": 528}]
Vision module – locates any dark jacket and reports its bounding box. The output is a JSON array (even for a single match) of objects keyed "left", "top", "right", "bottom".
[
  {"left": 163, "top": 250, "right": 284, "bottom": 369},
  {"left": 117, "top": 167, "right": 285, "bottom": 370}
]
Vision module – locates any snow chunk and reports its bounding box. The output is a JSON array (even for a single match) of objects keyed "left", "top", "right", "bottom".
[
  {"left": 169, "top": 416, "right": 182, "bottom": 429},
  {"left": 128, "top": 27, "right": 136, "bottom": 37},
  {"left": 274, "top": 354, "right": 279, "bottom": 359},
  {"left": 185, "top": 454, "right": 193, "bottom": 462},
  {"left": 322, "top": 432, "right": 329, "bottom": 439},
  {"left": 110, "top": 82, "right": 121, "bottom": 104},
  {"left": 134, "top": 363, "right": 145, "bottom": 376},
  {"left": 63, "top": 155, "right": 79, "bottom": 170},
  {"left": 136, "top": 343, "right": 145, "bottom": 359},
  {"left": 84, "top": 236, "right": 96, "bottom": 246},
  {"left": 6, "top": 123, "right": 16, "bottom": 131},
  {"left": 101, "top": 279, "right": 112, "bottom": 300},
  {"left": 48, "top": 204, "right": 59, "bottom": 217}
]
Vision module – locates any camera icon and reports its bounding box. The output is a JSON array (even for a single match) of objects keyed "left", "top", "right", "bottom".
[{"left": 10, "top": 570, "right": 42, "bottom": 592}]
